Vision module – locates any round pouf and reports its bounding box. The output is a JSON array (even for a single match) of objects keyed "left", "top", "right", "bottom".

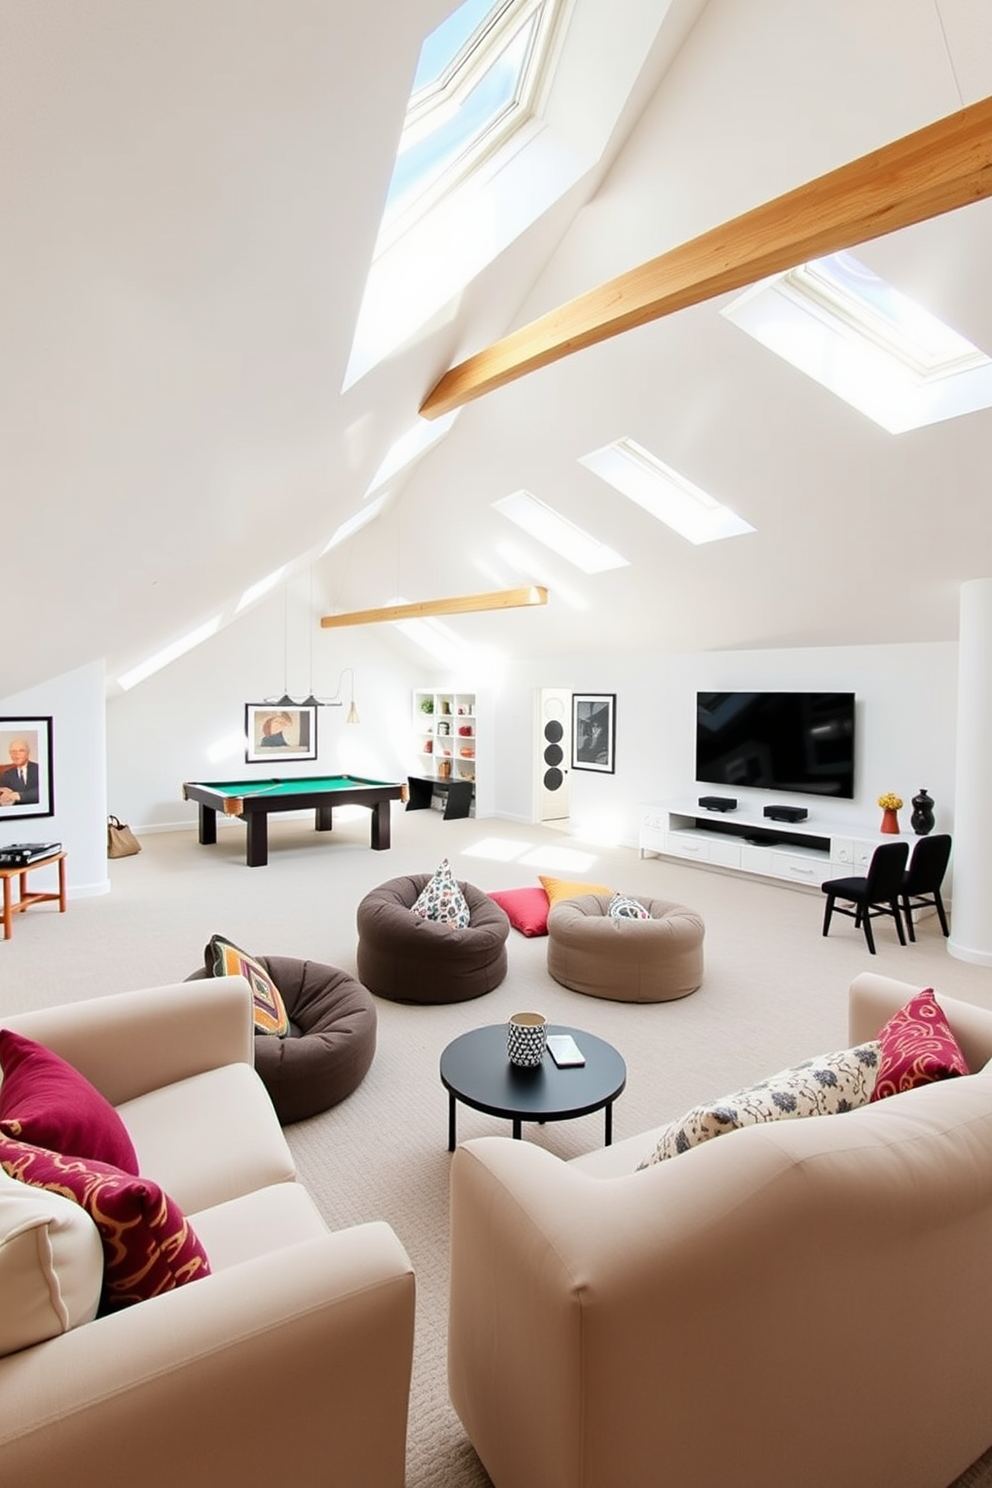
[
  {"left": 356, "top": 874, "right": 510, "bottom": 1004},
  {"left": 547, "top": 894, "right": 705, "bottom": 1003},
  {"left": 188, "top": 954, "right": 376, "bottom": 1124}
]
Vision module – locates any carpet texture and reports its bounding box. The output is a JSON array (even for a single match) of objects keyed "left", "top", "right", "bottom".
[{"left": 3, "top": 805, "right": 992, "bottom": 1488}]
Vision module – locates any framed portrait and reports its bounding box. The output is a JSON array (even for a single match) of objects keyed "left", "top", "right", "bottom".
[
  {"left": 245, "top": 704, "right": 318, "bottom": 764},
  {"left": 0, "top": 716, "right": 54, "bottom": 821},
  {"left": 571, "top": 693, "right": 616, "bottom": 774}
]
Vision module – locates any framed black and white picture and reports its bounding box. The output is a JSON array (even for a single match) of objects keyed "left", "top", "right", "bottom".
[
  {"left": 571, "top": 694, "right": 615, "bottom": 774},
  {"left": 245, "top": 704, "right": 318, "bottom": 764},
  {"left": 0, "top": 716, "right": 54, "bottom": 820}
]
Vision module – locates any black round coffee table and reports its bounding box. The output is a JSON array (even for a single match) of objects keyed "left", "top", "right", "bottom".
[{"left": 439, "top": 1024, "right": 626, "bottom": 1152}]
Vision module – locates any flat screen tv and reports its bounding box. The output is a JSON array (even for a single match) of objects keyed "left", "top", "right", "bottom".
[{"left": 695, "top": 691, "right": 856, "bottom": 799}]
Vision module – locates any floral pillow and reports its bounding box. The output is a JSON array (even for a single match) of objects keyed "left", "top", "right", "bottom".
[
  {"left": 609, "top": 893, "right": 651, "bottom": 920},
  {"left": 871, "top": 987, "right": 969, "bottom": 1101},
  {"left": 412, "top": 859, "right": 471, "bottom": 927},
  {"left": 637, "top": 1042, "right": 882, "bottom": 1168}
]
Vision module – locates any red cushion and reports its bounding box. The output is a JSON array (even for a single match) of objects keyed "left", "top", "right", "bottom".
[
  {"left": 0, "top": 1028, "right": 139, "bottom": 1174},
  {"left": 870, "top": 987, "right": 970, "bottom": 1102},
  {"left": 488, "top": 887, "right": 550, "bottom": 937},
  {"left": 0, "top": 1134, "right": 211, "bottom": 1312}
]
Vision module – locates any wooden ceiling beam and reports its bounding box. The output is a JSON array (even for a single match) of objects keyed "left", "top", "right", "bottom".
[
  {"left": 419, "top": 94, "right": 992, "bottom": 419},
  {"left": 320, "top": 585, "right": 548, "bottom": 628}
]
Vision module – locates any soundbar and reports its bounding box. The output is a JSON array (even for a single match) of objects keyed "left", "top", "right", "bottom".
[
  {"left": 762, "top": 806, "right": 808, "bottom": 824},
  {"left": 698, "top": 795, "right": 737, "bottom": 812}
]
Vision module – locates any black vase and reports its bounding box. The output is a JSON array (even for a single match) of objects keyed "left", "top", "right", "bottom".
[{"left": 911, "top": 788, "right": 935, "bottom": 836}]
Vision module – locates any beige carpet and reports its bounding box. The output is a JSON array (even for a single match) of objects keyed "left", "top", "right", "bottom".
[{"left": 4, "top": 806, "right": 992, "bottom": 1487}]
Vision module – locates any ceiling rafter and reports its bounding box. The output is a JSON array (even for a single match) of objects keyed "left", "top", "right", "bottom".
[
  {"left": 320, "top": 586, "right": 548, "bottom": 628},
  {"left": 419, "top": 93, "right": 992, "bottom": 418}
]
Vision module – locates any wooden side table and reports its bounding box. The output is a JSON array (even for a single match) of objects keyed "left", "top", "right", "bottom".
[{"left": 0, "top": 850, "right": 67, "bottom": 940}]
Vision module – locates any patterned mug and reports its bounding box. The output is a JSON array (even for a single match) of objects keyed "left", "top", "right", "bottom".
[{"left": 507, "top": 1011, "right": 548, "bottom": 1067}]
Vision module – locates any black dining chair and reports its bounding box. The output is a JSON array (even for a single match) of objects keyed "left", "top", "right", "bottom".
[
  {"left": 821, "top": 840, "right": 910, "bottom": 955},
  {"left": 901, "top": 833, "right": 952, "bottom": 940}
]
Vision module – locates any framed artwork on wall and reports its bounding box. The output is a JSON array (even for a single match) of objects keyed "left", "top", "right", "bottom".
[
  {"left": 0, "top": 716, "right": 54, "bottom": 820},
  {"left": 245, "top": 704, "right": 318, "bottom": 764},
  {"left": 571, "top": 694, "right": 615, "bottom": 774}
]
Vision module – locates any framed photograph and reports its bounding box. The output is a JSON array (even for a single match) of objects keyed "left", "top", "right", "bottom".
[
  {"left": 245, "top": 704, "right": 318, "bottom": 764},
  {"left": 571, "top": 693, "right": 616, "bottom": 774},
  {"left": 0, "top": 716, "right": 54, "bottom": 821}
]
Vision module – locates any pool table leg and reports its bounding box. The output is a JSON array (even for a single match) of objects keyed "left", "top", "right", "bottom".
[
  {"left": 198, "top": 804, "right": 217, "bottom": 846},
  {"left": 245, "top": 813, "right": 269, "bottom": 868},
  {"left": 315, "top": 806, "right": 334, "bottom": 832},
  {"left": 370, "top": 800, "right": 391, "bottom": 850}
]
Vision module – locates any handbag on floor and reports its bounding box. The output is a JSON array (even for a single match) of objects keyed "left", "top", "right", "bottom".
[{"left": 107, "top": 815, "right": 141, "bottom": 859}]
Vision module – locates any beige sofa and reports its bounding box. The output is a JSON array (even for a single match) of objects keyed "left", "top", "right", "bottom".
[
  {"left": 448, "top": 973, "right": 992, "bottom": 1488},
  {"left": 0, "top": 977, "right": 415, "bottom": 1488}
]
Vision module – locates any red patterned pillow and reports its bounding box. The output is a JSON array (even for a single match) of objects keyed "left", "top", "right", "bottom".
[
  {"left": 0, "top": 1134, "right": 211, "bottom": 1312},
  {"left": 0, "top": 1028, "right": 139, "bottom": 1174},
  {"left": 488, "top": 887, "right": 551, "bottom": 937},
  {"left": 871, "top": 987, "right": 970, "bottom": 1102}
]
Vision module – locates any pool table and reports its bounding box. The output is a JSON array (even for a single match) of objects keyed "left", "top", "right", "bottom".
[{"left": 182, "top": 774, "right": 409, "bottom": 867}]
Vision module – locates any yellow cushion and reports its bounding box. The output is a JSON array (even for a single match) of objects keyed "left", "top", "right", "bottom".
[{"left": 539, "top": 876, "right": 613, "bottom": 909}]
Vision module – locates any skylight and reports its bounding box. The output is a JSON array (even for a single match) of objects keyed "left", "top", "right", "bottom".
[
  {"left": 579, "top": 440, "right": 755, "bottom": 545},
  {"left": 379, "top": 0, "right": 560, "bottom": 250},
  {"left": 722, "top": 250, "right": 992, "bottom": 433},
  {"left": 492, "top": 490, "right": 629, "bottom": 573}
]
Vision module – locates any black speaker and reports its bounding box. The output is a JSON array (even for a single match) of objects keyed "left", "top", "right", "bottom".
[
  {"left": 763, "top": 805, "right": 808, "bottom": 823},
  {"left": 698, "top": 796, "right": 737, "bottom": 812}
]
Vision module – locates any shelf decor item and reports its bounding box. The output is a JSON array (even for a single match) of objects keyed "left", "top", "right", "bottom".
[
  {"left": 911, "top": 788, "right": 935, "bottom": 836},
  {"left": 877, "top": 792, "right": 903, "bottom": 834}
]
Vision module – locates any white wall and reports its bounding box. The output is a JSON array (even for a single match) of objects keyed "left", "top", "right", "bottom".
[
  {"left": 107, "top": 583, "right": 431, "bottom": 832},
  {"left": 0, "top": 659, "right": 109, "bottom": 898},
  {"left": 491, "top": 642, "right": 958, "bottom": 849}
]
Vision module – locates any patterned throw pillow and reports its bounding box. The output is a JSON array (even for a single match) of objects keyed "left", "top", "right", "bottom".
[
  {"left": 0, "top": 1134, "right": 211, "bottom": 1313},
  {"left": 539, "top": 876, "right": 613, "bottom": 909},
  {"left": 488, "top": 887, "right": 550, "bottom": 937},
  {"left": 609, "top": 893, "right": 651, "bottom": 920},
  {"left": 870, "top": 987, "right": 969, "bottom": 1102},
  {"left": 412, "top": 859, "right": 471, "bottom": 927},
  {"left": 637, "top": 1042, "right": 882, "bottom": 1168},
  {"left": 0, "top": 1028, "right": 139, "bottom": 1174},
  {"left": 208, "top": 934, "right": 291, "bottom": 1037}
]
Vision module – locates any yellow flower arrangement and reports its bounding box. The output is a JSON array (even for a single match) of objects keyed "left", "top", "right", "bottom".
[{"left": 877, "top": 792, "right": 903, "bottom": 811}]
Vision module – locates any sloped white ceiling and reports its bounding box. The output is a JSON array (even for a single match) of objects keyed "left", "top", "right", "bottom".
[{"left": 3, "top": 0, "right": 992, "bottom": 700}]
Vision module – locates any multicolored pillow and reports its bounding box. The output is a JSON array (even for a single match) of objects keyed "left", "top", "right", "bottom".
[
  {"left": 208, "top": 935, "right": 290, "bottom": 1037},
  {"left": 0, "top": 1134, "right": 211, "bottom": 1313},
  {"left": 412, "top": 859, "right": 471, "bottom": 927},
  {"left": 609, "top": 893, "right": 651, "bottom": 920},
  {"left": 0, "top": 1028, "right": 139, "bottom": 1174},
  {"left": 637, "top": 1042, "right": 882, "bottom": 1168},
  {"left": 488, "top": 887, "right": 550, "bottom": 937},
  {"left": 870, "top": 988, "right": 969, "bottom": 1102},
  {"left": 539, "top": 876, "right": 613, "bottom": 909}
]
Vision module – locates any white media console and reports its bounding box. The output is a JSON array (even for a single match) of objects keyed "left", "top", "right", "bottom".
[{"left": 639, "top": 798, "right": 890, "bottom": 890}]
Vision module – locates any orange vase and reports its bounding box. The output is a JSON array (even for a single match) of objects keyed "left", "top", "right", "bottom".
[{"left": 880, "top": 807, "right": 900, "bottom": 834}]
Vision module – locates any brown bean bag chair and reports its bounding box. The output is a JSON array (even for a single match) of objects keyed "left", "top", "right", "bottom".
[
  {"left": 356, "top": 873, "right": 510, "bottom": 1004},
  {"left": 547, "top": 893, "right": 705, "bottom": 1002},
  {"left": 188, "top": 952, "right": 376, "bottom": 1124}
]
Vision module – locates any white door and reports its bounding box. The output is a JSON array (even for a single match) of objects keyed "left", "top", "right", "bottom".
[{"left": 536, "top": 688, "right": 570, "bottom": 822}]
